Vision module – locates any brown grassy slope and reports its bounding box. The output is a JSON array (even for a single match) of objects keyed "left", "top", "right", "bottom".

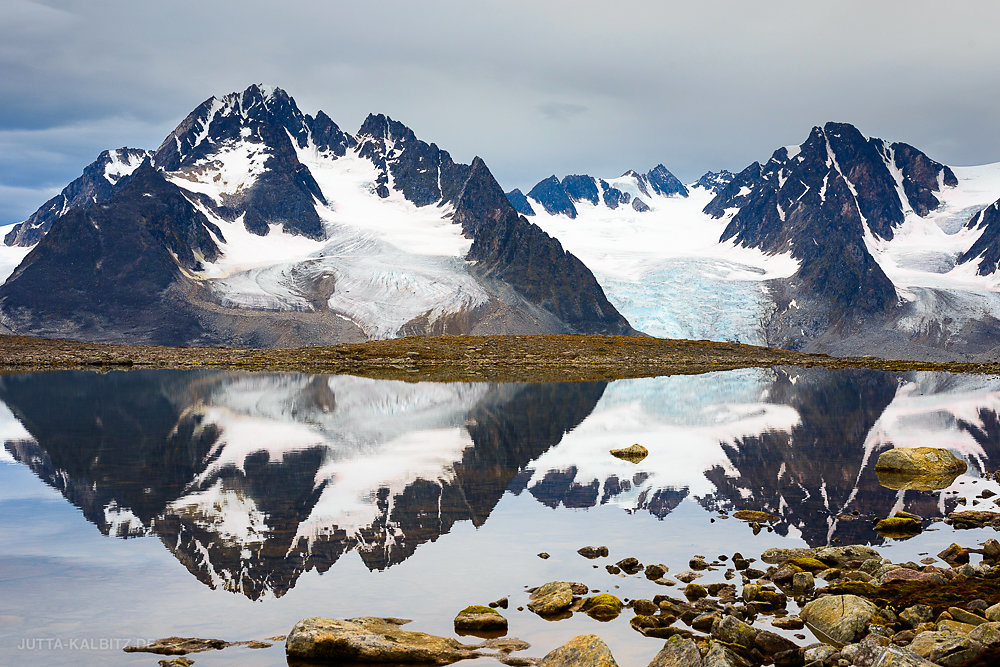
[{"left": 0, "top": 334, "right": 997, "bottom": 382}]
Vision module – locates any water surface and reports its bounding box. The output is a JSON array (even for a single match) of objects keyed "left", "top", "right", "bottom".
[{"left": 2, "top": 367, "right": 1000, "bottom": 665}]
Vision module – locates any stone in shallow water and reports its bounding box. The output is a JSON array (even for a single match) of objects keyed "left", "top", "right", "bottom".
[
  {"left": 124, "top": 637, "right": 231, "bottom": 655},
  {"left": 527, "top": 582, "right": 584, "bottom": 615},
  {"left": 454, "top": 605, "right": 508, "bottom": 633},
  {"left": 609, "top": 443, "right": 648, "bottom": 462},
  {"left": 285, "top": 616, "right": 480, "bottom": 664},
  {"left": 800, "top": 594, "right": 878, "bottom": 645},
  {"left": 538, "top": 634, "right": 618, "bottom": 666}
]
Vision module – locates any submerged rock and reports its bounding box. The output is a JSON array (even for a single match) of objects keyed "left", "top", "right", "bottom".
[
  {"left": 538, "top": 634, "right": 618, "bottom": 666},
  {"left": 124, "top": 637, "right": 231, "bottom": 655},
  {"left": 733, "top": 510, "right": 779, "bottom": 523},
  {"left": 285, "top": 616, "right": 480, "bottom": 664},
  {"left": 609, "top": 443, "right": 648, "bottom": 462},
  {"left": 577, "top": 545, "right": 609, "bottom": 559}
]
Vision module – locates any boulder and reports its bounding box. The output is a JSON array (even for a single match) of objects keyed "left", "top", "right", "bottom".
[
  {"left": 577, "top": 546, "right": 609, "bottom": 559},
  {"left": 648, "top": 635, "right": 703, "bottom": 667},
  {"left": 285, "top": 617, "right": 479, "bottom": 664},
  {"left": 875, "top": 447, "right": 966, "bottom": 490},
  {"left": 703, "top": 640, "right": 752, "bottom": 667},
  {"left": 800, "top": 594, "right": 878, "bottom": 645},
  {"left": 527, "top": 582, "right": 583, "bottom": 615},
  {"left": 711, "top": 615, "right": 758, "bottom": 649},
  {"left": 538, "top": 634, "right": 618, "bottom": 666},
  {"left": 872, "top": 646, "right": 937, "bottom": 666},
  {"left": 454, "top": 605, "right": 508, "bottom": 633},
  {"left": 874, "top": 517, "right": 922, "bottom": 538}
]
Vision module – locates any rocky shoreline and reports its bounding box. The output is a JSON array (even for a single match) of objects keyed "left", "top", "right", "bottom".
[{"left": 126, "top": 531, "right": 1000, "bottom": 667}]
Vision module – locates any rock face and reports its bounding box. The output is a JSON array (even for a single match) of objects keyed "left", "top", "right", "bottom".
[
  {"left": 875, "top": 447, "right": 967, "bottom": 476},
  {"left": 520, "top": 165, "right": 688, "bottom": 218},
  {"left": 693, "top": 170, "right": 735, "bottom": 193},
  {"left": 5, "top": 147, "right": 151, "bottom": 247},
  {"left": 0, "top": 84, "right": 634, "bottom": 346},
  {"left": 960, "top": 198, "right": 1000, "bottom": 275},
  {"left": 800, "top": 594, "right": 879, "bottom": 645},
  {"left": 703, "top": 122, "right": 960, "bottom": 353},
  {"left": 538, "top": 634, "right": 618, "bottom": 667},
  {"left": 285, "top": 617, "right": 479, "bottom": 664}
]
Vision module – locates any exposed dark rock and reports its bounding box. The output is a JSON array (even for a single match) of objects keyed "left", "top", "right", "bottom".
[
  {"left": 5, "top": 147, "right": 151, "bottom": 247},
  {"left": 694, "top": 170, "right": 735, "bottom": 193},
  {"left": 646, "top": 164, "right": 688, "bottom": 197},
  {"left": 506, "top": 188, "right": 536, "bottom": 216},
  {"left": 632, "top": 197, "right": 650, "bottom": 212},
  {"left": 599, "top": 179, "right": 631, "bottom": 209},
  {"left": 959, "top": 198, "right": 1000, "bottom": 275},
  {"left": 527, "top": 176, "right": 577, "bottom": 217},
  {"left": 562, "top": 174, "right": 600, "bottom": 205}
]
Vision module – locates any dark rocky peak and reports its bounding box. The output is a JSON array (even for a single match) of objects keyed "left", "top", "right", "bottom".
[
  {"left": 632, "top": 197, "right": 650, "bottom": 212},
  {"left": 708, "top": 124, "right": 900, "bottom": 314},
  {"left": 959, "top": 198, "right": 1000, "bottom": 275},
  {"left": 646, "top": 164, "right": 688, "bottom": 197},
  {"left": 621, "top": 169, "right": 651, "bottom": 197},
  {"left": 561, "top": 174, "right": 600, "bottom": 205},
  {"left": 154, "top": 84, "right": 312, "bottom": 171},
  {"left": 693, "top": 170, "right": 735, "bottom": 194},
  {"left": 505, "top": 188, "right": 535, "bottom": 216},
  {"left": 5, "top": 147, "right": 151, "bottom": 247},
  {"left": 599, "top": 179, "right": 630, "bottom": 209},
  {"left": 527, "top": 175, "right": 577, "bottom": 217},
  {"left": 884, "top": 141, "right": 958, "bottom": 216},
  {"left": 354, "top": 113, "right": 470, "bottom": 207},
  {"left": 0, "top": 160, "right": 223, "bottom": 343}
]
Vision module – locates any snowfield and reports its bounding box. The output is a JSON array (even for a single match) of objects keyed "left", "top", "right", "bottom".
[{"left": 527, "top": 184, "right": 798, "bottom": 343}]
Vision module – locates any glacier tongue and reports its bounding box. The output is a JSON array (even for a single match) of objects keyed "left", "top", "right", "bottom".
[
  {"left": 527, "top": 186, "right": 798, "bottom": 342},
  {"left": 174, "top": 143, "right": 489, "bottom": 338}
]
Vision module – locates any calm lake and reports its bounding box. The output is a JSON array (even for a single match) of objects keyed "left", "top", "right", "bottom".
[{"left": 2, "top": 367, "right": 1000, "bottom": 665}]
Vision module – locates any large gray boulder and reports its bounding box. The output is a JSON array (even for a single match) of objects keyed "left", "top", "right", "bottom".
[
  {"left": 875, "top": 447, "right": 966, "bottom": 490},
  {"left": 800, "top": 595, "right": 878, "bottom": 645}
]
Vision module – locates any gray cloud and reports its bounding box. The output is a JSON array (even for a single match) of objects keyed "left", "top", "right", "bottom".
[{"left": 2, "top": 0, "right": 999, "bottom": 224}]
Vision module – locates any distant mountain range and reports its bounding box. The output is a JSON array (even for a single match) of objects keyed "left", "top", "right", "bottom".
[
  {"left": 0, "top": 85, "right": 631, "bottom": 346},
  {"left": 4, "top": 84, "right": 1000, "bottom": 358},
  {"left": 512, "top": 123, "right": 1000, "bottom": 360}
]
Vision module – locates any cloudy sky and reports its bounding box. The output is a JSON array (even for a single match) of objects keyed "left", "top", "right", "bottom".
[{"left": 2, "top": 0, "right": 999, "bottom": 224}]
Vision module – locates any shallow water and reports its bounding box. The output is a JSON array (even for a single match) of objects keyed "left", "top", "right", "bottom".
[{"left": 2, "top": 367, "right": 1000, "bottom": 665}]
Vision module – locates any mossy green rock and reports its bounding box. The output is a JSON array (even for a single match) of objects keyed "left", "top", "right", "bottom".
[
  {"left": 538, "top": 634, "right": 618, "bottom": 666},
  {"left": 286, "top": 616, "right": 479, "bottom": 664},
  {"left": 800, "top": 594, "right": 878, "bottom": 645},
  {"left": 580, "top": 594, "right": 623, "bottom": 620},
  {"left": 684, "top": 583, "right": 708, "bottom": 600},
  {"left": 454, "top": 605, "right": 507, "bottom": 633}
]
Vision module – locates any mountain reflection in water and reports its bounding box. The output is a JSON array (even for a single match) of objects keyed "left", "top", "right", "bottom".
[{"left": 2, "top": 367, "right": 999, "bottom": 601}]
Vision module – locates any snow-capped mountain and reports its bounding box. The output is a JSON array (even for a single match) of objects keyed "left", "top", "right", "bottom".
[
  {"left": 515, "top": 123, "right": 1000, "bottom": 359},
  {"left": 0, "top": 84, "right": 632, "bottom": 346}
]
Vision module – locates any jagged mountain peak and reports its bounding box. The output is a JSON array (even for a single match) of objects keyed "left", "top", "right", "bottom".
[
  {"left": 520, "top": 164, "right": 688, "bottom": 218},
  {"left": 4, "top": 146, "right": 152, "bottom": 247}
]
